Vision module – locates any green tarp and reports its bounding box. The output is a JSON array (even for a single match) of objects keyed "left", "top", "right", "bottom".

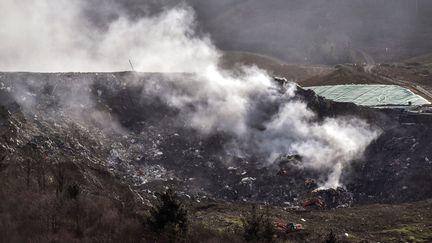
[{"left": 306, "top": 84, "right": 430, "bottom": 107}]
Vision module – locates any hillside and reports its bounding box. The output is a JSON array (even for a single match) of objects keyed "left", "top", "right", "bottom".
[
  {"left": 221, "top": 51, "right": 334, "bottom": 82},
  {"left": 1, "top": 72, "right": 432, "bottom": 241},
  {"left": 190, "top": 0, "right": 432, "bottom": 64},
  {"left": 404, "top": 53, "right": 432, "bottom": 64}
]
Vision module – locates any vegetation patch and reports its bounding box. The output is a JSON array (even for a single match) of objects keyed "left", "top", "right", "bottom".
[{"left": 380, "top": 225, "right": 432, "bottom": 242}]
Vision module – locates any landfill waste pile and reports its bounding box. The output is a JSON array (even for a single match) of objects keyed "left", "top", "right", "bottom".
[{"left": 0, "top": 72, "right": 431, "bottom": 208}]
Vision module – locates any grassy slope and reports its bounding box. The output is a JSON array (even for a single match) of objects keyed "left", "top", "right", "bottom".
[
  {"left": 404, "top": 53, "right": 432, "bottom": 64},
  {"left": 220, "top": 51, "right": 385, "bottom": 87},
  {"left": 190, "top": 200, "right": 432, "bottom": 242},
  {"left": 220, "top": 51, "right": 334, "bottom": 82}
]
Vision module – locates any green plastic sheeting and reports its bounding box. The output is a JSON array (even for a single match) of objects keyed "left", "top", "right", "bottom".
[{"left": 306, "top": 85, "right": 430, "bottom": 107}]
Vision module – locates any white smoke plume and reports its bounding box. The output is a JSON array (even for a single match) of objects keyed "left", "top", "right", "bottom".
[
  {"left": 0, "top": 1, "right": 217, "bottom": 72},
  {"left": 0, "top": 0, "right": 381, "bottom": 187},
  {"left": 260, "top": 103, "right": 380, "bottom": 188}
]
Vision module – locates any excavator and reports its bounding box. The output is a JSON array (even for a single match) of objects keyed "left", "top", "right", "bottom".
[
  {"left": 275, "top": 221, "right": 304, "bottom": 233},
  {"left": 303, "top": 198, "right": 326, "bottom": 209}
]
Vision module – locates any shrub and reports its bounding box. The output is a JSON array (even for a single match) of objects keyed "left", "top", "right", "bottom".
[
  {"left": 66, "top": 183, "right": 80, "bottom": 200},
  {"left": 324, "top": 230, "right": 338, "bottom": 243},
  {"left": 241, "top": 205, "right": 275, "bottom": 242},
  {"left": 261, "top": 207, "right": 276, "bottom": 242},
  {"left": 147, "top": 189, "right": 188, "bottom": 241}
]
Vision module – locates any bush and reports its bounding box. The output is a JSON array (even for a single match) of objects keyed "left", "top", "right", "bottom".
[
  {"left": 147, "top": 189, "right": 188, "bottom": 241},
  {"left": 261, "top": 207, "right": 276, "bottom": 242},
  {"left": 66, "top": 183, "right": 80, "bottom": 200},
  {"left": 241, "top": 205, "right": 275, "bottom": 242},
  {"left": 324, "top": 230, "right": 338, "bottom": 243}
]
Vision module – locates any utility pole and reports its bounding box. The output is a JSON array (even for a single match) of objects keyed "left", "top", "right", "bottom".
[{"left": 129, "top": 59, "right": 135, "bottom": 72}]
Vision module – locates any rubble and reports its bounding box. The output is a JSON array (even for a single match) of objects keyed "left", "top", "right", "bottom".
[
  {"left": 0, "top": 72, "right": 431, "bottom": 207},
  {"left": 310, "top": 187, "right": 354, "bottom": 208}
]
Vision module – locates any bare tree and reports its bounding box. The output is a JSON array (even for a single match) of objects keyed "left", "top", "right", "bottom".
[
  {"left": 24, "top": 159, "right": 32, "bottom": 188},
  {"left": 53, "top": 162, "right": 66, "bottom": 196}
]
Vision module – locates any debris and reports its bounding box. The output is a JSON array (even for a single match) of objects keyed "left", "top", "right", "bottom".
[
  {"left": 305, "top": 178, "right": 318, "bottom": 190},
  {"left": 273, "top": 76, "right": 288, "bottom": 86},
  {"left": 2, "top": 72, "right": 432, "bottom": 210},
  {"left": 310, "top": 187, "right": 354, "bottom": 208},
  {"left": 241, "top": 177, "right": 256, "bottom": 184},
  {"left": 277, "top": 168, "right": 288, "bottom": 176}
]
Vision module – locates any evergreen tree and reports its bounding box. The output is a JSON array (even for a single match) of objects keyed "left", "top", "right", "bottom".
[
  {"left": 324, "top": 230, "right": 338, "bottom": 243},
  {"left": 148, "top": 189, "right": 188, "bottom": 241}
]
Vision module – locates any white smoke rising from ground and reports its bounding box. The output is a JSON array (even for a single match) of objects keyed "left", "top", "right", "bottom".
[
  {"left": 142, "top": 67, "right": 276, "bottom": 137},
  {"left": 5, "top": 74, "right": 126, "bottom": 135},
  {"left": 0, "top": 0, "right": 381, "bottom": 187},
  {"left": 260, "top": 103, "right": 380, "bottom": 188}
]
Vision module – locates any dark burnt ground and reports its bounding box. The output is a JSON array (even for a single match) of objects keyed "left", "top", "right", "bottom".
[{"left": 347, "top": 119, "right": 432, "bottom": 204}]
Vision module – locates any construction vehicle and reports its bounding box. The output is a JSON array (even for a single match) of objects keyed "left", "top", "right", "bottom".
[
  {"left": 275, "top": 221, "right": 304, "bottom": 233},
  {"left": 303, "top": 198, "right": 325, "bottom": 209}
]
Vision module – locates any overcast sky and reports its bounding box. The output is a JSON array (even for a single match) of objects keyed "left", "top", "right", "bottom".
[
  {"left": 4, "top": 0, "right": 432, "bottom": 65},
  {"left": 85, "top": 0, "right": 432, "bottom": 64}
]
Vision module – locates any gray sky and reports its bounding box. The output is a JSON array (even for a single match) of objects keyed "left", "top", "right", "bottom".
[
  {"left": 85, "top": 0, "right": 432, "bottom": 64},
  {"left": 2, "top": 0, "right": 432, "bottom": 66}
]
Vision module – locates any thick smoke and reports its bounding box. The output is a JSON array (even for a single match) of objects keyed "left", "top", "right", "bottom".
[
  {"left": 259, "top": 104, "right": 379, "bottom": 187},
  {"left": 0, "top": 0, "right": 380, "bottom": 187},
  {"left": 0, "top": 1, "right": 217, "bottom": 72}
]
